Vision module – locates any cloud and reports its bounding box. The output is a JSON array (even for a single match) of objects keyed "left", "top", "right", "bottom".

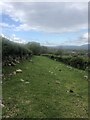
[
  {"left": 79, "top": 32, "right": 89, "bottom": 44},
  {"left": 0, "top": 0, "right": 89, "bottom": 2},
  {"left": 0, "top": 33, "right": 8, "bottom": 39},
  {"left": 10, "top": 34, "right": 26, "bottom": 44},
  {"left": 0, "top": 22, "right": 15, "bottom": 29},
  {"left": 1, "top": 2, "right": 88, "bottom": 33},
  {"left": 62, "top": 32, "right": 88, "bottom": 46},
  {"left": 15, "top": 24, "right": 39, "bottom": 31},
  {"left": 0, "top": 33, "right": 26, "bottom": 44},
  {"left": 41, "top": 41, "right": 59, "bottom": 46},
  {"left": 81, "top": 32, "right": 88, "bottom": 39}
]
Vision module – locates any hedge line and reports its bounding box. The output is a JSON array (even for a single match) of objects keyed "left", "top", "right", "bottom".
[
  {"left": 42, "top": 54, "right": 89, "bottom": 70},
  {"left": 2, "top": 37, "right": 32, "bottom": 66}
]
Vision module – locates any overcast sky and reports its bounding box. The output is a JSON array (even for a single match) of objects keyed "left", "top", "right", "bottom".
[{"left": 0, "top": 2, "right": 88, "bottom": 46}]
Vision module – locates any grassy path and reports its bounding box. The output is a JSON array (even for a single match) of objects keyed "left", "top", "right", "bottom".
[{"left": 2, "top": 56, "right": 88, "bottom": 118}]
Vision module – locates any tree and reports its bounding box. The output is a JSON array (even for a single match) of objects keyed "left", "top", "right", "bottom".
[
  {"left": 55, "top": 49, "right": 63, "bottom": 57},
  {"left": 27, "top": 42, "right": 41, "bottom": 55}
]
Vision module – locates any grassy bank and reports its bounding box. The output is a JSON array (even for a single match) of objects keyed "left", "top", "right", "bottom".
[{"left": 2, "top": 56, "right": 88, "bottom": 118}]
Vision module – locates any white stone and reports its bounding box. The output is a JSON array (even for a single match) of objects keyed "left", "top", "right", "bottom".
[
  {"left": 25, "top": 82, "right": 30, "bottom": 84},
  {"left": 20, "top": 79, "right": 24, "bottom": 82},
  {"left": 16, "top": 69, "right": 22, "bottom": 73}
]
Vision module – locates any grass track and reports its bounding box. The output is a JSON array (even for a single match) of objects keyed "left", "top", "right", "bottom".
[{"left": 2, "top": 56, "right": 88, "bottom": 118}]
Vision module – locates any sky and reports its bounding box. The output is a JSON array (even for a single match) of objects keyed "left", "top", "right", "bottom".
[{"left": 0, "top": 2, "right": 88, "bottom": 46}]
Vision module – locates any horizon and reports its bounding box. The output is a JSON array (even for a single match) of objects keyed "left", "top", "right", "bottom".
[
  {"left": 1, "top": 35, "right": 89, "bottom": 48},
  {"left": 0, "top": 2, "right": 88, "bottom": 46}
]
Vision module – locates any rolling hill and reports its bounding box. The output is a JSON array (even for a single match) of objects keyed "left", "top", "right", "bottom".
[{"left": 49, "top": 44, "right": 89, "bottom": 50}]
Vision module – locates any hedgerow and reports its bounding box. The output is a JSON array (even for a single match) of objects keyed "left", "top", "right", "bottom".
[
  {"left": 42, "top": 54, "right": 89, "bottom": 70},
  {"left": 1, "top": 37, "right": 32, "bottom": 66}
]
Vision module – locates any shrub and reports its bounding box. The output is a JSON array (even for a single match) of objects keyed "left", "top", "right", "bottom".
[{"left": 1, "top": 37, "right": 32, "bottom": 66}]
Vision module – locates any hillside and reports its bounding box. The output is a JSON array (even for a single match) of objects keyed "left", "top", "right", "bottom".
[
  {"left": 2, "top": 56, "right": 88, "bottom": 118},
  {"left": 49, "top": 44, "right": 89, "bottom": 50}
]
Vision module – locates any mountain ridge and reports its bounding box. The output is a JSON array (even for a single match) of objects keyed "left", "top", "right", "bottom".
[{"left": 48, "top": 44, "right": 89, "bottom": 50}]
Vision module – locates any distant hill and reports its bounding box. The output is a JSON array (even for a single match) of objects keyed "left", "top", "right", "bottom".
[
  {"left": 50, "top": 44, "right": 89, "bottom": 50},
  {"left": 80, "top": 44, "right": 90, "bottom": 50}
]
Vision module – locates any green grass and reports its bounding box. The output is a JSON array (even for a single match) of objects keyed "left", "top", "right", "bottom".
[{"left": 2, "top": 56, "right": 88, "bottom": 118}]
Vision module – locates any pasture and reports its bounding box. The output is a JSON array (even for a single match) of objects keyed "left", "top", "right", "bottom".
[{"left": 2, "top": 56, "right": 88, "bottom": 118}]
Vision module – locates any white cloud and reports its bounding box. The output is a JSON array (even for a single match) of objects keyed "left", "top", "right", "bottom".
[
  {"left": 41, "top": 41, "right": 59, "bottom": 46},
  {"left": 10, "top": 34, "right": 26, "bottom": 44},
  {"left": 1, "top": 33, "right": 5, "bottom": 37},
  {"left": 62, "top": 32, "right": 89, "bottom": 46},
  {"left": 0, "top": 22, "right": 9, "bottom": 28},
  {"left": 0, "top": 2, "right": 88, "bottom": 33},
  {"left": 0, "top": 33, "right": 26, "bottom": 44},
  {"left": 0, "top": 33, "right": 8, "bottom": 39},
  {"left": 15, "top": 24, "right": 39, "bottom": 31},
  {"left": 82, "top": 32, "right": 88, "bottom": 39},
  {"left": 79, "top": 32, "right": 89, "bottom": 44},
  {"left": 0, "top": 0, "right": 89, "bottom": 2},
  {"left": 0, "top": 22, "right": 15, "bottom": 29}
]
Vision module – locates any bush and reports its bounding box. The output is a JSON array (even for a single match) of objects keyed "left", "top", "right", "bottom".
[
  {"left": 1, "top": 37, "right": 32, "bottom": 66},
  {"left": 43, "top": 54, "right": 88, "bottom": 70}
]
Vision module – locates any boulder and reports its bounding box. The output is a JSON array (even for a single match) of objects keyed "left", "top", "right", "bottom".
[
  {"left": 16, "top": 69, "right": 22, "bottom": 73},
  {"left": 20, "top": 79, "right": 24, "bottom": 82},
  {"left": 0, "top": 100, "right": 4, "bottom": 107},
  {"left": 84, "top": 75, "right": 88, "bottom": 79},
  {"left": 56, "top": 81, "right": 60, "bottom": 84},
  {"left": 11, "top": 62, "right": 16, "bottom": 66},
  {"left": 8, "top": 64, "right": 11, "bottom": 66},
  {"left": 13, "top": 71, "right": 16, "bottom": 75},
  {"left": 29, "top": 59, "right": 32, "bottom": 62},
  {"left": 14, "top": 59, "right": 20, "bottom": 64},
  {"left": 25, "top": 81, "right": 29, "bottom": 84}
]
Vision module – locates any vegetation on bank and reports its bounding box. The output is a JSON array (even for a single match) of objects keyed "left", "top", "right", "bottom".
[
  {"left": 1, "top": 37, "right": 48, "bottom": 66},
  {"left": 42, "top": 54, "right": 89, "bottom": 71}
]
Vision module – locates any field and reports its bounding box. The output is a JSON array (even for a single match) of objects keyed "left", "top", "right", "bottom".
[{"left": 2, "top": 56, "right": 88, "bottom": 118}]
